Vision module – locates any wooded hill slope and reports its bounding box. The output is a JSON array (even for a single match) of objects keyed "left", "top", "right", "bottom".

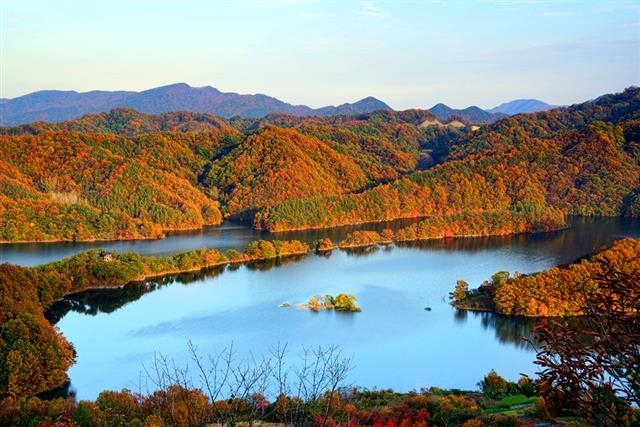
[
  {"left": 0, "top": 88, "right": 638, "bottom": 242},
  {"left": 0, "top": 108, "right": 457, "bottom": 241},
  {"left": 255, "top": 87, "right": 640, "bottom": 231}
]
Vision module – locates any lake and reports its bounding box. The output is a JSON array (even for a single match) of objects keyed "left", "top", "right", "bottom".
[{"left": 4, "top": 217, "right": 639, "bottom": 400}]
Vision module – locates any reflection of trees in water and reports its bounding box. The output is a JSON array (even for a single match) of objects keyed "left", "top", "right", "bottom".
[
  {"left": 47, "top": 283, "right": 148, "bottom": 324},
  {"left": 456, "top": 310, "right": 590, "bottom": 352},
  {"left": 341, "top": 245, "right": 380, "bottom": 258},
  {"left": 395, "top": 217, "right": 638, "bottom": 261},
  {"left": 47, "top": 265, "right": 227, "bottom": 324},
  {"left": 481, "top": 313, "right": 538, "bottom": 350},
  {"left": 398, "top": 233, "right": 548, "bottom": 254},
  {"left": 458, "top": 310, "right": 539, "bottom": 350},
  {"left": 244, "top": 254, "right": 306, "bottom": 271},
  {"left": 273, "top": 217, "right": 423, "bottom": 245},
  {"left": 48, "top": 255, "right": 312, "bottom": 323}
]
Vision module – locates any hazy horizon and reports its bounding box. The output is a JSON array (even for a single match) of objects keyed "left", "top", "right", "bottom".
[{"left": 1, "top": 1, "right": 638, "bottom": 110}]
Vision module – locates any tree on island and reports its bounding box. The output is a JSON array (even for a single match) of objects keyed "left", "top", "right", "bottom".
[{"left": 451, "top": 279, "right": 469, "bottom": 304}]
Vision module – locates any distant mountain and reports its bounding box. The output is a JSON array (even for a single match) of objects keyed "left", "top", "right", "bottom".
[
  {"left": 489, "top": 99, "right": 555, "bottom": 115},
  {"left": 0, "top": 90, "right": 133, "bottom": 125},
  {"left": 428, "top": 103, "right": 506, "bottom": 124},
  {"left": 316, "top": 96, "right": 391, "bottom": 116},
  {"left": 0, "top": 83, "right": 391, "bottom": 126}
]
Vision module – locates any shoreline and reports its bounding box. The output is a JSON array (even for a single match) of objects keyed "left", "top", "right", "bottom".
[
  {"left": 0, "top": 223, "right": 223, "bottom": 245},
  {"left": 1, "top": 212, "right": 608, "bottom": 246},
  {"left": 54, "top": 226, "right": 571, "bottom": 303},
  {"left": 54, "top": 249, "right": 310, "bottom": 301},
  {"left": 260, "top": 213, "right": 430, "bottom": 233},
  {"left": 0, "top": 215, "right": 429, "bottom": 245}
]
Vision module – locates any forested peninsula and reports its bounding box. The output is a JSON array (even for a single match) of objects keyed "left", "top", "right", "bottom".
[
  {"left": 452, "top": 238, "right": 640, "bottom": 317},
  {"left": 1, "top": 87, "right": 638, "bottom": 243}
]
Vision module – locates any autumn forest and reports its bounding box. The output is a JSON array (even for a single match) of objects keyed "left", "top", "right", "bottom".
[
  {"left": 1, "top": 86, "right": 639, "bottom": 426},
  {"left": 1, "top": 87, "right": 638, "bottom": 243}
]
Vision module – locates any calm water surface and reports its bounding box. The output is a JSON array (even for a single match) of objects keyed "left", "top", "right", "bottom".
[{"left": 5, "top": 218, "right": 639, "bottom": 400}]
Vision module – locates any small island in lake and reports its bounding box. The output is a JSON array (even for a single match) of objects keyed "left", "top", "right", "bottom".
[{"left": 297, "top": 293, "right": 362, "bottom": 312}]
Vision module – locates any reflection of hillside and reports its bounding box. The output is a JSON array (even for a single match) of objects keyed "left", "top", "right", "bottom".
[
  {"left": 397, "top": 234, "right": 532, "bottom": 253},
  {"left": 454, "top": 310, "right": 539, "bottom": 350},
  {"left": 47, "top": 265, "right": 227, "bottom": 323},
  {"left": 395, "top": 217, "right": 639, "bottom": 261},
  {"left": 244, "top": 254, "right": 307, "bottom": 271},
  {"left": 341, "top": 245, "right": 381, "bottom": 258},
  {"left": 456, "top": 310, "right": 593, "bottom": 351},
  {"left": 273, "top": 217, "right": 423, "bottom": 245},
  {"left": 547, "top": 217, "right": 640, "bottom": 262},
  {"left": 47, "top": 254, "right": 312, "bottom": 322}
]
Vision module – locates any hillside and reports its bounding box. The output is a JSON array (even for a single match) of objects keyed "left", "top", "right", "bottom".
[
  {"left": 1, "top": 88, "right": 638, "bottom": 241},
  {"left": 256, "top": 87, "right": 640, "bottom": 231},
  {"left": 0, "top": 122, "right": 235, "bottom": 241},
  {"left": 0, "top": 108, "right": 454, "bottom": 241},
  {"left": 0, "top": 108, "right": 236, "bottom": 137},
  {"left": 0, "top": 83, "right": 391, "bottom": 126},
  {"left": 204, "top": 110, "right": 454, "bottom": 217},
  {"left": 204, "top": 126, "right": 369, "bottom": 216}
]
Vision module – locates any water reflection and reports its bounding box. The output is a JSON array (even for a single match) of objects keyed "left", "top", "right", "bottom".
[
  {"left": 456, "top": 310, "right": 597, "bottom": 352},
  {"left": 47, "top": 265, "right": 227, "bottom": 323},
  {"left": 341, "top": 245, "right": 382, "bottom": 257},
  {"left": 451, "top": 309, "right": 538, "bottom": 350},
  {"left": 47, "top": 254, "right": 315, "bottom": 323},
  {"left": 477, "top": 312, "right": 538, "bottom": 350},
  {"left": 244, "top": 254, "right": 307, "bottom": 271},
  {"left": 396, "top": 217, "right": 639, "bottom": 267},
  {"left": 397, "top": 234, "right": 533, "bottom": 253}
]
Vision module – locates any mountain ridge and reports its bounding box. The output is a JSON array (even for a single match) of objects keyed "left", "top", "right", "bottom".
[
  {"left": 488, "top": 98, "right": 555, "bottom": 115},
  {"left": 0, "top": 83, "right": 391, "bottom": 126},
  {"left": 428, "top": 103, "right": 507, "bottom": 124},
  {"left": 2, "top": 82, "right": 558, "bottom": 127}
]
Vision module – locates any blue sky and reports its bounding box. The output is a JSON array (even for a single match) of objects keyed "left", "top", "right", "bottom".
[{"left": 1, "top": 0, "right": 638, "bottom": 109}]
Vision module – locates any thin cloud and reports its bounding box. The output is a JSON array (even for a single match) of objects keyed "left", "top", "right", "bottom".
[
  {"left": 353, "top": 1, "right": 391, "bottom": 19},
  {"left": 298, "top": 11, "right": 340, "bottom": 19},
  {"left": 541, "top": 9, "right": 582, "bottom": 17},
  {"left": 541, "top": 2, "right": 640, "bottom": 17}
]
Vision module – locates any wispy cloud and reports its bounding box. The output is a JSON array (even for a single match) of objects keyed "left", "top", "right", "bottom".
[
  {"left": 541, "top": 9, "right": 582, "bottom": 17},
  {"left": 264, "top": 0, "right": 315, "bottom": 5},
  {"left": 303, "top": 38, "right": 384, "bottom": 53},
  {"left": 253, "top": 0, "right": 316, "bottom": 9},
  {"left": 353, "top": 1, "right": 391, "bottom": 19},
  {"left": 541, "top": 2, "right": 640, "bottom": 17},
  {"left": 298, "top": 11, "right": 340, "bottom": 19}
]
